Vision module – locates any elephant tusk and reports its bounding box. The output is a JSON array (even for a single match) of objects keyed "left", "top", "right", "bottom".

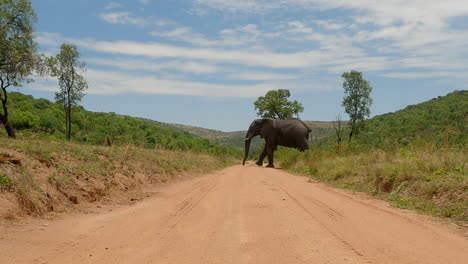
[{"left": 245, "top": 138, "right": 250, "bottom": 141}]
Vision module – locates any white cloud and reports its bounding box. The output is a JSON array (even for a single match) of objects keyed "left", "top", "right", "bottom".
[
  {"left": 193, "top": 0, "right": 282, "bottom": 13},
  {"left": 287, "top": 21, "right": 313, "bottom": 34},
  {"left": 37, "top": 32, "right": 320, "bottom": 69},
  {"left": 99, "top": 12, "right": 171, "bottom": 27},
  {"left": 383, "top": 71, "right": 468, "bottom": 79},
  {"left": 226, "top": 71, "right": 297, "bottom": 81},
  {"left": 312, "top": 20, "right": 345, "bottom": 30},
  {"left": 194, "top": 0, "right": 468, "bottom": 23},
  {"left": 192, "top": 0, "right": 468, "bottom": 73},
  {"left": 150, "top": 24, "right": 268, "bottom": 47},
  {"left": 31, "top": 69, "right": 305, "bottom": 97},
  {"left": 58, "top": 37, "right": 326, "bottom": 69},
  {"left": 104, "top": 2, "right": 121, "bottom": 10},
  {"left": 35, "top": 32, "right": 62, "bottom": 46},
  {"left": 87, "top": 57, "right": 220, "bottom": 74},
  {"left": 36, "top": 30, "right": 467, "bottom": 76},
  {"left": 219, "top": 24, "right": 266, "bottom": 46},
  {"left": 180, "top": 61, "right": 220, "bottom": 74},
  {"left": 327, "top": 57, "right": 393, "bottom": 74},
  {"left": 150, "top": 27, "right": 217, "bottom": 46},
  {"left": 86, "top": 57, "right": 302, "bottom": 81}
]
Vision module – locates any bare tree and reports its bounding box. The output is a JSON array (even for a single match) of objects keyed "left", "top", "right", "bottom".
[{"left": 333, "top": 114, "right": 345, "bottom": 151}]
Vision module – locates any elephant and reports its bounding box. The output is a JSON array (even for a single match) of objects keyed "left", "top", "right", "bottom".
[{"left": 242, "top": 118, "right": 312, "bottom": 168}]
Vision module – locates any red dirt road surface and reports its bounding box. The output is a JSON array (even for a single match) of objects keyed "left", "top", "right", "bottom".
[{"left": 0, "top": 165, "right": 466, "bottom": 264}]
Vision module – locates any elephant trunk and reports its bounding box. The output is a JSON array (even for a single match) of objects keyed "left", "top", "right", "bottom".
[{"left": 243, "top": 138, "right": 251, "bottom": 165}]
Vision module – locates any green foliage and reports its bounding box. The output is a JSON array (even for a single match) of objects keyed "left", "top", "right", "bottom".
[
  {"left": 341, "top": 70, "right": 373, "bottom": 140},
  {"left": 48, "top": 44, "right": 87, "bottom": 108},
  {"left": 48, "top": 44, "right": 88, "bottom": 141},
  {"left": 0, "top": 0, "right": 37, "bottom": 82},
  {"left": 357, "top": 90, "right": 467, "bottom": 148},
  {"left": 254, "top": 89, "right": 304, "bottom": 119},
  {"left": 10, "top": 110, "right": 39, "bottom": 129},
  {"left": 3, "top": 92, "right": 240, "bottom": 156},
  {"left": 0, "top": 0, "right": 42, "bottom": 138},
  {"left": 0, "top": 174, "right": 13, "bottom": 190}
]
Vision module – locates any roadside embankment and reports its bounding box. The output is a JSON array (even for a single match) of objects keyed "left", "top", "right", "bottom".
[
  {"left": 276, "top": 145, "right": 467, "bottom": 222},
  {"left": 0, "top": 139, "right": 236, "bottom": 220}
]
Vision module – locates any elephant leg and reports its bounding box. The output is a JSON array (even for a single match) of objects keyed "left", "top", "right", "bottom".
[
  {"left": 266, "top": 145, "right": 275, "bottom": 168},
  {"left": 298, "top": 138, "right": 309, "bottom": 152},
  {"left": 256, "top": 147, "right": 267, "bottom": 166}
]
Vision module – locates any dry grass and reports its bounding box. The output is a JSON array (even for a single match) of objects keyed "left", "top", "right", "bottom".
[
  {"left": 277, "top": 144, "right": 467, "bottom": 221},
  {"left": 0, "top": 139, "right": 236, "bottom": 219}
]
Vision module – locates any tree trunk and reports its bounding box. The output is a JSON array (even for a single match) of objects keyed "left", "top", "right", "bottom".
[
  {"left": 0, "top": 117, "right": 16, "bottom": 138},
  {"left": 66, "top": 107, "right": 71, "bottom": 141},
  {"left": 333, "top": 115, "right": 343, "bottom": 151},
  {"left": 4, "top": 120, "right": 16, "bottom": 138},
  {"left": 349, "top": 120, "right": 356, "bottom": 141},
  {"left": 66, "top": 91, "right": 72, "bottom": 141},
  {"left": 0, "top": 86, "right": 15, "bottom": 138}
]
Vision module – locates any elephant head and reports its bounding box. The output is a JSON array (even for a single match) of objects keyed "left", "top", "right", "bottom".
[{"left": 242, "top": 119, "right": 275, "bottom": 165}]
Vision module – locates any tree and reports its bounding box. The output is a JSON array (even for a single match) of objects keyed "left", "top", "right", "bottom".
[
  {"left": 254, "top": 89, "right": 304, "bottom": 119},
  {"left": 49, "top": 44, "right": 87, "bottom": 141},
  {"left": 333, "top": 114, "right": 345, "bottom": 150},
  {"left": 341, "top": 70, "right": 373, "bottom": 140},
  {"left": 0, "top": 0, "right": 38, "bottom": 138}
]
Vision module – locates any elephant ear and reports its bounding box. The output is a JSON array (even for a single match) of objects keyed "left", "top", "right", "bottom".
[{"left": 260, "top": 118, "right": 275, "bottom": 139}]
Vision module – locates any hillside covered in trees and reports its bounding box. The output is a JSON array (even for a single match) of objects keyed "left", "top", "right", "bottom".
[
  {"left": 2, "top": 92, "right": 239, "bottom": 156},
  {"left": 356, "top": 90, "right": 467, "bottom": 148}
]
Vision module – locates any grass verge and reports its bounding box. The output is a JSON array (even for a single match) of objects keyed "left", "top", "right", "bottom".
[
  {"left": 276, "top": 144, "right": 467, "bottom": 222},
  {"left": 0, "top": 139, "right": 237, "bottom": 219}
]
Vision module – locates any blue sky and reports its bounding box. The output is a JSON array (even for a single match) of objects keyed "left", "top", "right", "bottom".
[{"left": 20, "top": 0, "right": 468, "bottom": 131}]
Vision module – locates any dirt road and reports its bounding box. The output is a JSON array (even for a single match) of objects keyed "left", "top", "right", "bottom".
[{"left": 0, "top": 165, "right": 466, "bottom": 264}]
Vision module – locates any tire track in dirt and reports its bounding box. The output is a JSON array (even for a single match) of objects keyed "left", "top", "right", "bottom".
[
  {"left": 167, "top": 181, "right": 217, "bottom": 229},
  {"left": 313, "top": 183, "right": 429, "bottom": 227},
  {"left": 274, "top": 182, "right": 373, "bottom": 263}
]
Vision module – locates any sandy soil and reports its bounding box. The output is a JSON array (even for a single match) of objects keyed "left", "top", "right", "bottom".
[{"left": 0, "top": 164, "right": 466, "bottom": 264}]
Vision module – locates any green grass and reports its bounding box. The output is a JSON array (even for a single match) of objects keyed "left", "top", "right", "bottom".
[{"left": 0, "top": 174, "right": 13, "bottom": 190}]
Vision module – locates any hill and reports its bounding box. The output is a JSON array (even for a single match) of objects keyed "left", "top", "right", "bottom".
[
  {"left": 3, "top": 92, "right": 239, "bottom": 156},
  {"left": 166, "top": 124, "right": 256, "bottom": 150},
  {"left": 357, "top": 90, "right": 467, "bottom": 148},
  {"left": 303, "top": 121, "right": 337, "bottom": 141}
]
